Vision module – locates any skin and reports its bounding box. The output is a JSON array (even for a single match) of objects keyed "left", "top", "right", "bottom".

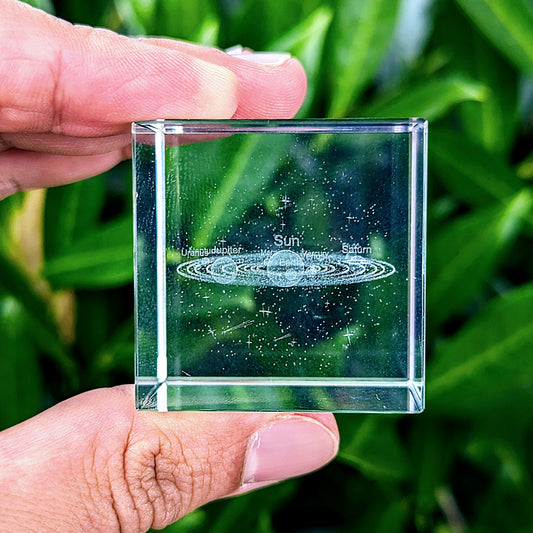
[
  {"left": 0, "top": 0, "right": 307, "bottom": 197},
  {"left": 0, "top": 1, "right": 339, "bottom": 531}
]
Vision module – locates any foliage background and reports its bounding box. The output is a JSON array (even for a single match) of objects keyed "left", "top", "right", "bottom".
[{"left": 1, "top": 0, "right": 533, "bottom": 531}]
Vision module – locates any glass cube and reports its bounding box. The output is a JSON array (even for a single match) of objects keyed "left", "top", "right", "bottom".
[{"left": 133, "top": 119, "right": 427, "bottom": 412}]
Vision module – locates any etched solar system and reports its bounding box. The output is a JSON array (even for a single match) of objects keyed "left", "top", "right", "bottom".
[{"left": 133, "top": 119, "right": 427, "bottom": 412}]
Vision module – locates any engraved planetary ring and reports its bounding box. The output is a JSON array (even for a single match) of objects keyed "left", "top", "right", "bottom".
[{"left": 176, "top": 251, "right": 396, "bottom": 288}]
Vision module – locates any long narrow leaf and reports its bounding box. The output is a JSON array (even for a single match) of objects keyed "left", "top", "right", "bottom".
[
  {"left": 44, "top": 176, "right": 106, "bottom": 260},
  {"left": 191, "top": 135, "right": 290, "bottom": 248},
  {"left": 0, "top": 249, "right": 76, "bottom": 381},
  {"left": 194, "top": 16, "right": 220, "bottom": 47},
  {"left": 328, "top": 0, "right": 401, "bottom": 117},
  {"left": 448, "top": 11, "right": 519, "bottom": 154},
  {"left": 43, "top": 215, "right": 133, "bottom": 289},
  {"left": 268, "top": 6, "right": 333, "bottom": 117},
  {"left": 20, "top": 0, "right": 55, "bottom": 13},
  {"left": 428, "top": 190, "right": 533, "bottom": 325},
  {"left": 158, "top": 0, "right": 216, "bottom": 40},
  {"left": 430, "top": 129, "right": 527, "bottom": 211},
  {"left": 429, "top": 283, "right": 533, "bottom": 415},
  {"left": 0, "top": 192, "right": 24, "bottom": 253},
  {"left": 0, "top": 297, "right": 43, "bottom": 430},
  {"left": 456, "top": 0, "right": 533, "bottom": 76},
  {"left": 366, "top": 75, "right": 488, "bottom": 121},
  {"left": 337, "top": 416, "right": 410, "bottom": 481}
]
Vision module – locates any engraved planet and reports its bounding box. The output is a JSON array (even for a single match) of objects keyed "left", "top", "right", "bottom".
[{"left": 176, "top": 251, "right": 395, "bottom": 287}]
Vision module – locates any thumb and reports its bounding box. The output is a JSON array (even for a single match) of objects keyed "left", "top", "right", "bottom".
[{"left": 0, "top": 386, "right": 339, "bottom": 532}]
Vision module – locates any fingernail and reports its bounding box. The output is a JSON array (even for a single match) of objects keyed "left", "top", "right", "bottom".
[
  {"left": 241, "top": 417, "right": 339, "bottom": 488},
  {"left": 225, "top": 45, "right": 292, "bottom": 66},
  {"left": 224, "top": 45, "right": 244, "bottom": 55}
]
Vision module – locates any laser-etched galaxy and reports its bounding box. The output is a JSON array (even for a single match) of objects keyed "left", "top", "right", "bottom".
[{"left": 176, "top": 251, "right": 396, "bottom": 287}]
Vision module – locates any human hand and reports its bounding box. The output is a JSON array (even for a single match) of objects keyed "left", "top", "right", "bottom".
[
  {"left": 0, "top": 0, "right": 306, "bottom": 199},
  {"left": 0, "top": 1, "right": 338, "bottom": 531},
  {"left": 0, "top": 386, "right": 338, "bottom": 531}
]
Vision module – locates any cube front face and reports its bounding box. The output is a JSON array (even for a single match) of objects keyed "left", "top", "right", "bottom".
[{"left": 133, "top": 119, "right": 427, "bottom": 413}]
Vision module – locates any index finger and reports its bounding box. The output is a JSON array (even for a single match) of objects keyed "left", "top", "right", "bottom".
[{"left": 0, "top": 0, "right": 306, "bottom": 138}]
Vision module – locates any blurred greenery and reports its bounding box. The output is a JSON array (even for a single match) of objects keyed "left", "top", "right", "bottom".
[{"left": 2, "top": 0, "right": 533, "bottom": 531}]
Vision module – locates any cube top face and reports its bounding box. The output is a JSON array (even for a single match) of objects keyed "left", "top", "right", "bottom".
[{"left": 133, "top": 119, "right": 427, "bottom": 413}]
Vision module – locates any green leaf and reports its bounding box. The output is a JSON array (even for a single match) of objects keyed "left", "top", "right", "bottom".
[
  {"left": 374, "top": 500, "right": 410, "bottom": 533},
  {"left": 44, "top": 176, "right": 106, "bottom": 260},
  {"left": 268, "top": 6, "right": 333, "bottom": 117},
  {"left": 466, "top": 432, "right": 527, "bottom": 487},
  {"left": 43, "top": 215, "right": 133, "bottom": 289},
  {"left": 208, "top": 481, "right": 297, "bottom": 533},
  {"left": 376, "top": 0, "right": 435, "bottom": 87},
  {"left": 21, "top": 0, "right": 55, "bottom": 13},
  {"left": 328, "top": 0, "right": 401, "bottom": 117},
  {"left": 0, "top": 296, "right": 43, "bottom": 430},
  {"left": 337, "top": 416, "right": 410, "bottom": 481},
  {"left": 448, "top": 11, "right": 519, "bottom": 154},
  {"left": 55, "top": 0, "right": 109, "bottom": 26},
  {"left": 430, "top": 129, "right": 527, "bottom": 210},
  {"left": 517, "top": 151, "right": 533, "bottom": 180},
  {"left": 157, "top": 0, "right": 216, "bottom": 40},
  {"left": 91, "top": 318, "right": 134, "bottom": 377},
  {"left": 470, "top": 476, "right": 533, "bottom": 533},
  {"left": 219, "top": 0, "right": 325, "bottom": 51},
  {"left": 456, "top": 0, "right": 533, "bottom": 76},
  {"left": 112, "top": 0, "right": 148, "bottom": 34},
  {"left": 413, "top": 421, "right": 456, "bottom": 530},
  {"left": 428, "top": 189, "right": 533, "bottom": 325},
  {"left": 190, "top": 135, "right": 290, "bottom": 248},
  {"left": 428, "top": 283, "right": 533, "bottom": 415},
  {"left": 366, "top": 75, "right": 488, "bottom": 120},
  {"left": 0, "top": 192, "right": 25, "bottom": 253},
  {"left": 149, "top": 509, "right": 207, "bottom": 533},
  {"left": 0, "top": 249, "right": 76, "bottom": 381},
  {"left": 129, "top": 0, "right": 157, "bottom": 30},
  {"left": 194, "top": 16, "right": 220, "bottom": 47}
]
